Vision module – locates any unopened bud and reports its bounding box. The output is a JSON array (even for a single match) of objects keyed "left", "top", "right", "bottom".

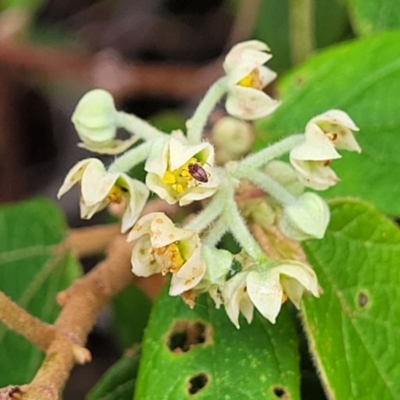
[
  {"left": 212, "top": 116, "right": 254, "bottom": 164},
  {"left": 72, "top": 89, "right": 117, "bottom": 147},
  {"left": 278, "top": 193, "right": 330, "bottom": 241}
]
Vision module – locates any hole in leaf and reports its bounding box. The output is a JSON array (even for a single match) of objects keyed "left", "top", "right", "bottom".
[
  {"left": 167, "top": 320, "right": 212, "bottom": 352},
  {"left": 188, "top": 372, "right": 209, "bottom": 395},
  {"left": 357, "top": 291, "right": 369, "bottom": 308},
  {"left": 272, "top": 385, "right": 290, "bottom": 399}
]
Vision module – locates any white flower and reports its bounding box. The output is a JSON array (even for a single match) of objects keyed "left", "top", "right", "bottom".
[
  {"left": 223, "top": 40, "right": 280, "bottom": 120},
  {"left": 57, "top": 158, "right": 149, "bottom": 232},
  {"left": 307, "top": 109, "right": 360, "bottom": 153},
  {"left": 128, "top": 213, "right": 206, "bottom": 296},
  {"left": 278, "top": 193, "right": 330, "bottom": 241},
  {"left": 145, "top": 133, "right": 219, "bottom": 206},
  {"left": 72, "top": 89, "right": 137, "bottom": 154},
  {"left": 290, "top": 123, "right": 341, "bottom": 190},
  {"left": 190, "top": 246, "right": 233, "bottom": 307},
  {"left": 222, "top": 261, "right": 319, "bottom": 328}
]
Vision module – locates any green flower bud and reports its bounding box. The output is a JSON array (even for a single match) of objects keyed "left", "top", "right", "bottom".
[
  {"left": 72, "top": 89, "right": 117, "bottom": 147},
  {"left": 265, "top": 160, "right": 304, "bottom": 197},
  {"left": 278, "top": 192, "right": 329, "bottom": 241},
  {"left": 212, "top": 116, "right": 254, "bottom": 164}
]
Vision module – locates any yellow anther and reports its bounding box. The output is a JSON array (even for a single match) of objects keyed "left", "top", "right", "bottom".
[
  {"left": 172, "top": 183, "right": 184, "bottom": 193},
  {"left": 162, "top": 171, "right": 176, "bottom": 184},
  {"left": 107, "top": 186, "right": 123, "bottom": 204},
  {"left": 238, "top": 69, "right": 263, "bottom": 90},
  {"left": 166, "top": 243, "right": 185, "bottom": 272},
  {"left": 155, "top": 242, "right": 185, "bottom": 274}
]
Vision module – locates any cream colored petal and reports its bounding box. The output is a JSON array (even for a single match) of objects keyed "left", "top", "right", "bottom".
[
  {"left": 119, "top": 175, "right": 149, "bottom": 233},
  {"left": 168, "top": 138, "right": 214, "bottom": 171},
  {"left": 292, "top": 126, "right": 341, "bottom": 161},
  {"left": 226, "top": 87, "right": 280, "bottom": 120},
  {"left": 80, "top": 198, "right": 107, "bottom": 219},
  {"left": 275, "top": 261, "right": 320, "bottom": 300},
  {"left": 57, "top": 158, "right": 98, "bottom": 198},
  {"left": 223, "top": 40, "right": 271, "bottom": 74},
  {"left": 144, "top": 135, "right": 170, "bottom": 176},
  {"left": 221, "top": 272, "right": 249, "bottom": 329},
  {"left": 290, "top": 158, "right": 339, "bottom": 190},
  {"left": 145, "top": 173, "right": 178, "bottom": 205},
  {"left": 308, "top": 110, "right": 361, "bottom": 153},
  {"left": 258, "top": 65, "right": 278, "bottom": 87},
  {"left": 77, "top": 136, "right": 138, "bottom": 155},
  {"left": 149, "top": 214, "right": 194, "bottom": 248},
  {"left": 239, "top": 294, "right": 254, "bottom": 325},
  {"left": 310, "top": 109, "right": 358, "bottom": 131},
  {"left": 246, "top": 270, "right": 283, "bottom": 324},
  {"left": 131, "top": 236, "right": 161, "bottom": 277},
  {"left": 280, "top": 278, "right": 305, "bottom": 309},
  {"left": 79, "top": 159, "right": 113, "bottom": 205},
  {"left": 127, "top": 212, "right": 161, "bottom": 242},
  {"left": 169, "top": 246, "right": 206, "bottom": 296}
]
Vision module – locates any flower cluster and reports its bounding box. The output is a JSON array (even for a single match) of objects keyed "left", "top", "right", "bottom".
[{"left": 58, "top": 40, "right": 361, "bottom": 328}]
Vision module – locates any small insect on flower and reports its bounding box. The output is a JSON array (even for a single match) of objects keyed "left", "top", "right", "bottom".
[{"left": 188, "top": 163, "right": 209, "bottom": 183}]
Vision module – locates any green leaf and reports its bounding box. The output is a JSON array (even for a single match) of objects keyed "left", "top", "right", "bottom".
[
  {"left": 111, "top": 285, "right": 152, "bottom": 350},
  {"left": 0, "top": 198, "right": 81, "bottom": 386},
  {"left": 1, "top": 0, "right": 43, "bottom": 11},
  {"left": 86, "top": 348, "right": 141, "bottom": 400},
  {"left": 135, "top": 289, "right": 300, "bottom": 400},
  {"left": 345, "top": 0, "right": 400, "bottom": 36},
  {"left": 253, "top": 0, "right": 350, "bottom": 72},
  {"left": 302, "top": 198, "right": 400, "bottom": 399},
  {"left": 255, "top": 30, "right": 400, "bottom": 215}
]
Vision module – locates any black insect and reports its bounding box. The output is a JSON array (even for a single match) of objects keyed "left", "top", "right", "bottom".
[{"left": 188, "top": 163, "right": 209, "bottom": 183}]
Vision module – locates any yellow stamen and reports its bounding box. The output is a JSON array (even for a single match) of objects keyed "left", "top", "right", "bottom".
[
  {"left": 238, "top": 68, "right": 263, "bottom": 90},
  {"left": 162, "top": 171, "right": 176, "bottom": 184},
  {"left": 155, "top": 242, "right": 185, "bottom": 274},
  {"left": 163, "top": 157, "right": 201, "bottom": 194},
  {"left": 107, "top": 186, "right": 124, "bottom": 204}
]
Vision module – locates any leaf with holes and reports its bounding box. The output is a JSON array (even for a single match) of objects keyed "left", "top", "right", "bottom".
[
  {"left": 255, "top": 30, "right": 400, "bottom": 215},
  {"left": 345, "top": 0, "right": 400, "bottom": 36},
  {"left": 86, "top": 348, "right": 141, "bottom": 400},
  {"left": 301, "top": 198, "right": 400, "bottom": 399},
  {"left": 0, "top": 198, "right": 81, "bottom": 386},
  {"left": 135, "top": 289, "right": 300, "bottom": 400}
]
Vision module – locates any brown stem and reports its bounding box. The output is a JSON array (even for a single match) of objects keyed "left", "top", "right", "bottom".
[
  {"left": 67, "top": 223, "right": 120, "bottom": 258},
  {"left": 0, "top": 199, "right": 176, "bottom": 399},
  {"left": 0, "top": 291, "right": 57, "bottom": 351}
]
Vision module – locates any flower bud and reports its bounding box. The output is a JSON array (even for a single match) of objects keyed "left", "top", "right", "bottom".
[
  {"left": 212, "top": 116, "right": 254, "bottom": 164},
  {"left": 278, "top": 193, "right": 330, "bottom": 241},
  {"left": 72, "top": 89, "right": 117, "bottom": 147},
  {"left": 265, "top": 160, "right": 304, "bottom": 196}
]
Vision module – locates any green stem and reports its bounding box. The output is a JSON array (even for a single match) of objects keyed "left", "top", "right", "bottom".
[
  {"left": 108, "top": 140, "right": 153, "bottom": 173},
  {"left": 202, "top": 216, "right": 228, "bottom": 247},
  {"left": 234, "top": 167, "right": 297, "bottom": 206},
  {"left": 186, "top": 77, "right": 228, "bottom": 144},
  {"left": 289, "top": 0, "right": 314, "bottom": 65},
  {"left": 238, "top": 134, "right": 304, "bottom": 170},
  {"left": 224, "top": 193, "right": 265, "bottom": 261},
  {"left": 184, "top": 190, "right": 226, "bottom": 233},
  {"left": 116, "top": 112, "right": 165, "bottom": 141}
]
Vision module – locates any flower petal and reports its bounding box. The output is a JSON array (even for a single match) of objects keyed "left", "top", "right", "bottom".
[
  {"left": 246, "top": 270, "right": 283, "bottom": 324},
  {"left": 169, "top": 246, "right": 206, "bottom": 296},
  {"left": 226, "top": 86, "right": 280, "bottom": 120},
  {"left": 57, "top": 158, "right": 98, "bottom": 198},
  {"left": 131, "top": 236, "right": 161, "bottom": 277}
]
